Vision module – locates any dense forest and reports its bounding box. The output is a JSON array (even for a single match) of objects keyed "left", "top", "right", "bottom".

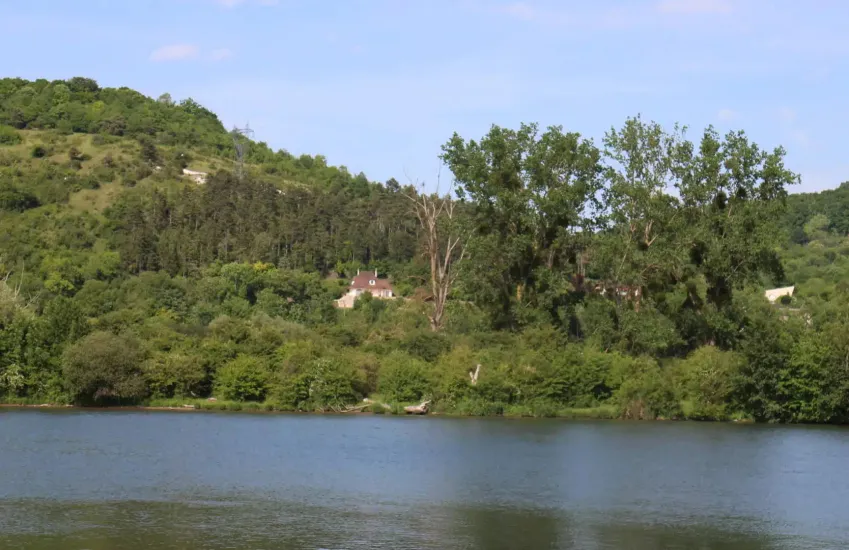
[{"left": 2, "top": 76, "right": 848, "bottom": 423}]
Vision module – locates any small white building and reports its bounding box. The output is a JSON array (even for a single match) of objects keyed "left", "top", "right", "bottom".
[
  {"left": 765, "top": 286, "right": 795, "bottom": 304},
  {"left": 334, "top": 270, "right": 394, "bottom": 308}
]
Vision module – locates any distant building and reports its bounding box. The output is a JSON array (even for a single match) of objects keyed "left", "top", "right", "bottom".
[
  {"left": 334, "top": 270, "right": 394, "bottom": 308},
  {"left": 765, "top": 286, "right": 795, "bottom": 304}
]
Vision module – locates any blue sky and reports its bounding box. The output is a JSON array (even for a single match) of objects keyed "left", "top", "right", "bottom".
[{"left": 3, "top": 0, "right": 848, "bottom": 192}]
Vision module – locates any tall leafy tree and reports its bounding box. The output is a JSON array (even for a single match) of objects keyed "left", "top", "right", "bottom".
[{"left": 441, "top": 123, "right": 603, "bottom": 327}]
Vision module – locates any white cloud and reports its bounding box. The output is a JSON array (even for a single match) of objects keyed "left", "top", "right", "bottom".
[
  {"left": 150, "top": 43, "right": 199, "bottom": 62},
  {"left": 717, "top": 108, "right": 737, "bottom": 122},
  {"left": 210, "top": 48, "right": 234, "bottom": 61},
  {"left": 656, "top": 0, "right": 733, "bottom": 15}
]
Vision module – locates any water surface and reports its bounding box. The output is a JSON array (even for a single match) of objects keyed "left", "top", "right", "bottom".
[{"left": 1, "top": 409, "right": 847, "bottom": 549}]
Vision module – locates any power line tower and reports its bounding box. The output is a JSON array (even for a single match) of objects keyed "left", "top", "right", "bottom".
[{"left": 231, "top": 123, "right": 254, "bottom": 180}]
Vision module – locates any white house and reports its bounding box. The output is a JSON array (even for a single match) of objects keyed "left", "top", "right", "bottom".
[{"left": 334, "top": 270, "right": 394, "bottom": 308}]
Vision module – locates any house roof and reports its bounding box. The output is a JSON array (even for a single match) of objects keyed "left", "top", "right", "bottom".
[{"left": 349, "top": 271, "right": 393, "bottom": 291}]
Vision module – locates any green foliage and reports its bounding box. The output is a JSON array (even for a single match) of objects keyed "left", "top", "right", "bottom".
[
  {"left": 676, "top": 346, "right": 743, "bottom": 420},
  {"left": 401, "top": 330, "right": 451, "bottom": 362},
  {"left": 0, "top": 125, "right": 21, "bottom": 145},
  {"left": 4, "top": 76, "right": 849, "bottom": 424},
  {"left": 611, "top": 356, "right": 680, "bottom": 419},
  {"left": 214, "top": 355, "right": 269, "bottom": 401},
  {"left": 62, "top": 331, "right": 147, "bottom": 404},
  {"left": 0, "top": 184, "right": 40, "bottom": 211},
  {"left": 144, "top": 351, "right": 208, "bottom": 398},
  {"left": 274, "top": 358, "right": 361, "bottom": 411},
  {"left": 378, "top": 351, "right": 430, "bottom": 402}
]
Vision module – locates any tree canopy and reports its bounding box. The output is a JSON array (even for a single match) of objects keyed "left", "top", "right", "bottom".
[{"left": 1, "top": 76, "right": 847, "bottom": 423}]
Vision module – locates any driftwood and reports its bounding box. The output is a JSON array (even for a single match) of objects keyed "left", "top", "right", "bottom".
[
  {"left": 404, "top": 401, "right": 431, "bottom": 415},
  {"left": 344, "top": 398, "right": 392, "bottom": 413},
  {"left": 363, "top": 398, "right": 392, "bottom": 410},
  {"left": 469, "top": 364, "right": 481, "bottom": 385},
  {"left": 342, "top": 398, "right": 431, "bottom": 414}
]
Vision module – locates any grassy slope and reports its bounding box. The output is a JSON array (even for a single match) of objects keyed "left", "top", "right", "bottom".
[{"left": 6, "top": 130, "right": 304, "bottom": 214}]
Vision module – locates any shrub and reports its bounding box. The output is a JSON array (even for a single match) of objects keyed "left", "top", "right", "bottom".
[
  {"left": 214, "top": 355, "right": 269, "bottom": 401},
  {"left": 143, "top": 352, "right": 208, "bottom": 398},
  {"left": 68, "top": 146, "right": 88, "bottom": 162},
  {"left": 62, "top": 331, "right": 147, "bottom": 404},
  {"left": 611, "top": 356, "right": 680, "bottom": 419},
  {"left": 679, "top": 346, "right": 743, "bottom": 420},
  {"left": 378, "top": 351, "right": 430, "bottom": 402},
  {"left": 0, "top": 125, "right": 22, "bottom": 145},
  {"left": 31, "top": 145, "right": 48, "bottom": 158},
  {"left": 0, "top": 184, "right": 39, "bottom": 212},
  {"left": 401, "top": 330, "right": 451, "bottom": 362},
  {"left": 272, "top": 358, "right": 361, "bottom": 411}
]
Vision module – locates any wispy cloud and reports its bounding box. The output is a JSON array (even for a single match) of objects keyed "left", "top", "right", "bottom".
[
  {"left": 489, "top": 0, "right": 736, "bottom": 31},
  {"left": 495, "top": 2, "right": 539, "bottom": 21},
  {"left": 150, "top": 43, "right": 199, "bottom": 62},
  {"left": 210, "top": 48, "right": 234, "bottom": 61},
  {"left": 655, "top": 0, "right": 734, "bottom": 15},
  {"left": 717, "top": 108, "right": 737, "bottom": 122},
  {"left": 216, "top": 0, "right": 278, "bottom": 7},
  {"left": 776, "top": 106, "right": 811, "bottom": 150}
]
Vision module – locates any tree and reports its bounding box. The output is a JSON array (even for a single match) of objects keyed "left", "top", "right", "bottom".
[
  {"left": 66, "top": 77, "right": 99, "bottom": 94},
  {"left": 139, "top": 137, "right": 159, "bottom": 164},
  {"left": 406, "top": 183, "right": 467, "bottom": 331},
  {"left": 598, "top": 116, "right": 686, "bottom": 309},
  {"left": 804, "top": 214, "right": 830, "bottom": 241},
  {"left": 441, "top": 123, "right": 602, "bottom": 327},
  {"left": 214, "top": 355, "right": 269, "bottom": 401},
  {"left": 62, "top": 332, "right": 147, "bottom": 404}
]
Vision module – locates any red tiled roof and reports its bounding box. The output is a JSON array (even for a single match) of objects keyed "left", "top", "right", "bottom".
[{"left": 349, "top": 271, "right": 393, "bottom": 290}]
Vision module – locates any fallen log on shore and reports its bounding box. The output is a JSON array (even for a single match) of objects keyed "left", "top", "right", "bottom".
[{"left": 404, "top": 401, "right": 431, "bottom": 415}]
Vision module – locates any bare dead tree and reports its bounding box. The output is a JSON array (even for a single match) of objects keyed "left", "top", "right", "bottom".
[{"left": 405, "top": 174, "right": 467, "bottom": 331}]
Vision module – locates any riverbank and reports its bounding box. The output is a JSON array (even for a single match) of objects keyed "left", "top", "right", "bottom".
[{"left": 1, "top": 398, "right": 625, "bottom": 419}]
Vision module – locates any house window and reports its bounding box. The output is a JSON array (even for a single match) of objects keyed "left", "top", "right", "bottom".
[{"left": 369, "top": 280, "right": 376, "bottom": 286}]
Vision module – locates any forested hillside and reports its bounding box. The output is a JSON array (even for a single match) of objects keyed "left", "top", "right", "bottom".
[{"left": 2, "top": 76, "right": 849, "bottom": 423}]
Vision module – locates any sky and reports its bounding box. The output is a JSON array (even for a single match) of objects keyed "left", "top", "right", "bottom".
[{"left": 2, "top": 0, "right": 848, "bottom": 193}]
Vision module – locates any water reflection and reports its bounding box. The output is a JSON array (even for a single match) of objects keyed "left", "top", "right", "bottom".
[
  {"left": 1, "top": 410, "right": 847, "bottom": 549},
  {"left": 0, "top": 499, "right": 817, "bottom": 550}
]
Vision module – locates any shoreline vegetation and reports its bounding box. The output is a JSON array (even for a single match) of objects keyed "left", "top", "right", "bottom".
[
  {"left": 3, "top": 77, "right": 849, "bottom": 425},
  {"left": 0, "top": 399, "right": 696, "bottom": 422},
  {"left": 1, "top": 398, "right": 744, "bottom": 422}
]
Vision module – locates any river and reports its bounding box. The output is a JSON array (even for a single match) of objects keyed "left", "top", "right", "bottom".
[{"left": 1, "top": 409, "right": 847, "bottom": 549}]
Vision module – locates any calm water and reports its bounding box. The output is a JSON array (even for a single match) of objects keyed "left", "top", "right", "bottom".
[{"left": 1, "top": 410, "right": 848, "bottom": 549}]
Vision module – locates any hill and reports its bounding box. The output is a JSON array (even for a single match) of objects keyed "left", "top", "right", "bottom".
[{"left": 2, "top": 76, "right": 849, "bottom": 424}]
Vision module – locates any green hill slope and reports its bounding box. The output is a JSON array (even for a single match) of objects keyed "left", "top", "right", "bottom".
[{"left": 2, "top": 76, "right": 849, "bottom": 424}]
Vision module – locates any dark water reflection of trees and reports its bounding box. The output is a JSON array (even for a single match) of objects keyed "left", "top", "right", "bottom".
[{"left": 0, "top": 500, "right": 797, "bottom": 550}]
